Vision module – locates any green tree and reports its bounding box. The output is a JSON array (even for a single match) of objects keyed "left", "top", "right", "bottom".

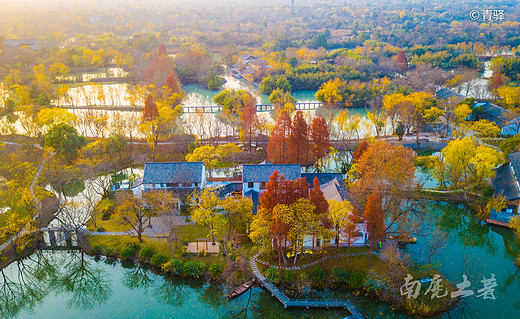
[{"left": 44, "top": 123, "right": 86, "bottom": 162}]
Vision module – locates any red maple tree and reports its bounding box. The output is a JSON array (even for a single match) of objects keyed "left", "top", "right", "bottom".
[
  {"left": 310, "top": 177, "right": 330, "bottom": 227},
  {"left": 145, "top": 44, "right": 175, "bottom": 86},
  {"left": 164, "top": 72, "right": 181, "bottom": 95},
  {"left": 267, "top": 110, "right": 292, "bottom": 164},
  {"left": 353, "top": 139, "right": 369, "bottom": 163},
  {"left": 396, "top": 50, "right": 409, "bottom": 72},
  {"left": 310, "top": 115, "right": 331, "bottom": 172},
  {"left": 142, "top": 93, "right": 158, "bottom": 122},
  {"left": 364, "top": 190, "right": 385, "bottom": 241},
  {"left": 289, "top": 111, "right": 312, "bottom": 167},
  {"left": 241, "top": 93, "right": 258, "bottom": 154}
]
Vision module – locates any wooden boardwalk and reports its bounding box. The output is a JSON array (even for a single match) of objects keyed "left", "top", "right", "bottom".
[
  {"left": 249, "top": 253, "right": 366, "bottom": 318},
  {"left": 55, "top": 102, "right": 324, "bottom": 113}
]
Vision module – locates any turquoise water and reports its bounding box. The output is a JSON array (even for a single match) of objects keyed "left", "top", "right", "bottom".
[
  {"left": 3, "top": 202, "right": 519, "bottom": 318},
  {"left": 2, "top": 252, "right": 349, "bottom": 319},
  {"left": 182, "top": 79, "right": 318, "bottom": 106}
]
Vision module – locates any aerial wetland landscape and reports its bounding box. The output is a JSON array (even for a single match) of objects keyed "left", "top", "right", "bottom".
[{"left": 1, "top": 0, "right": 520, "bottom": 318}]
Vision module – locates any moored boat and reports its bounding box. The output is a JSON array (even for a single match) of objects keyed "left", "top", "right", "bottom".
[{"left": 227, "top": 279, "right": 255, "bottom": 299}]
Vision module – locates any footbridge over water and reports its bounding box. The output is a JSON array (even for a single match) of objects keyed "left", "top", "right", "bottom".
[
  {"left": 57, "top": 102, "right": 324, "bottom": 113},
  {"left": 39, "top": 227, "right": 89, "bottom": 250}
]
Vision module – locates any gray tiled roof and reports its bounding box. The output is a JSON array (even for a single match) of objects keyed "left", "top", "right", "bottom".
[
  {"left": 242, "top": 164, "right": 301, "bottom": 183},
  {"left": 493, "top": 164, "right": 520, "bottom": 201},
  {"left": 474, "top": 102, "right": 505, "bottom": 123},
  {"left": 509, "top": 152, "right": 520, "bottom": 185},
  {"left": 321, "top": 178, "right": 350, "bottom": 202},
  {"left": 302, "top": 173, "right": 344, "bottom": 188},
  {"left": 436, "top": 88, "right": 465, "bottom": 101},
  {"left": 142, "top": 162, "right": 204, "bottom": 184}
]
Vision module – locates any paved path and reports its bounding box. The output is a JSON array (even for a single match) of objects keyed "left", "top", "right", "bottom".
[
  {"left": 252, "top": 250, "right": 376, "bottom": 271},
  {"left": 249, "top": 250, "right": 366, "bottom": 318}
]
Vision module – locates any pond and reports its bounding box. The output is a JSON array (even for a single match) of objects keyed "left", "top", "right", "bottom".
[
  {"left": 2, "top": 200, "right": 519, "bottom": 318},
  {"left": 0, "top": 251, "right": 349, "bottom": 319}
]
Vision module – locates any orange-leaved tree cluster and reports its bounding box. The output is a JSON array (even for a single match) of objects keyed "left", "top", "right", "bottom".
[
  {"left": 267, "top": 111, "right": 331, "bottom": 169},
  {"left": 350, "top": 140, "right": 418, "bottom": 238},
  {"left": 250, "top": 171, "right": 329, "bottom": 264}
]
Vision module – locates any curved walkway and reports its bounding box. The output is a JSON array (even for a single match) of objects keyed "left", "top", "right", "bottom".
[
  {"left": 249, "top": 250, "right": 366, "bottom": 318},
  {"left": 252, "top": 250, "right": 377, "bottom": 271}
]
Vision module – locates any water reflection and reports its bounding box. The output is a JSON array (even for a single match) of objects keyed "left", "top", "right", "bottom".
[{"left": 0, "top": 251, "right": 111, "bottom": 318}]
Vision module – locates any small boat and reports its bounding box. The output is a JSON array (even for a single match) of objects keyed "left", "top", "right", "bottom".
[{"left": 227, "top": 279, "right": 255, "bottom": 299}]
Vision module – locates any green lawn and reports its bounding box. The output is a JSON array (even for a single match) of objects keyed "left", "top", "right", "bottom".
[{"left": 89, "top": 235, "right": 175, "bottom": 259}]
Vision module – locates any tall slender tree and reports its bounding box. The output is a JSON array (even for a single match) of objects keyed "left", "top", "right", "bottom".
[
  {"left": 289, "top": 111, "right": 311, "bottom": 166},
  {"left": 241, "top": 93, "right": 258, "bottom": 154},
  {"left": 142, "top": 94, "right": 158, "bottom": 122},
  {"left": 267, "top": 110, "right": 292, "bottom": 164},
  {"left": 310, "top": 115, "right": 331, "bottom": 171},
  {"left": 364, "top": 190, "right": 385, "bottom": 241},
  {"left": 396, "top": 50, "right": 409, "bottom": 72},
  {"left": 309, "top": 177, "right": 330, "bottom": 227}
]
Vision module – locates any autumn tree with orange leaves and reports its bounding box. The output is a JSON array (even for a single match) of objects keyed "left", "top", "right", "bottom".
[
  {"left": 310, "top": 115, "right": 331, "bottom": 172},
  {"left": 144, "top": 44, "right": 175, "bottom": 87},
  {"left": 142, "top": 93, "right": 158, "bottom": 122},
  {"left": 310, "top": 177, "right": 330, "bottom": 227},
  {"left": 289, "top": 111, "right": 312, "bottom": 167},
  {"left": 364, "top": 190, "right": 385, "bottom": 241},
  {"left": 241, "top": 93, "right": 258, "bottom": 154},
  {"left": 350, "top": 140, "right": 418, "bottom": 233},
  {"left": 396, "top": 50, "right": 409, "bottom": 72},
  {"left": 267, "top": 110, "right": 292, "bottom": 164},
  {"left": 250, "top": 171, "right": 328, "bottom": 264}
]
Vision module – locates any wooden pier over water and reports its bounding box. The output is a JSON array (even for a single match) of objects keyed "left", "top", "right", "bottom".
[
  {"left": 56, "top": 102, "right": 324, "bottom": 113},
  {"left": 249, "top": 256, "right": 365, "bottom": 318}
]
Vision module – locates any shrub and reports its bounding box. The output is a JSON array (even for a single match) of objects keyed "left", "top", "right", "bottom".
[
  {"left": 347, "top": 271, "right": 365, "bottom": 289},
  {"left": 332, "top": 267, "right": 349, "bottom": 283},
  {"left": 101, "top": 212, "right": 111, "bottom": 220},
  {"left": 163, "top": 258, "right": 184, "bottom": 275},
  {"left": 283, "top": 271, "right": 295, "bottom": 284},
  {"left": 309, "top": 267, "right": 327, "bottom": 287},
  {"left": 198, "top": 248, "right": 207, "bottom": 257},
  {"left": 181, "top": 246, "right": 188, "bottom": 257},
  {"left": 91, "top": 245, "right": 102, "bottom": 255},
  {"left": 208, "top": 263, "right": 224, "bottom": 279},
  {"left": 102, "top": 246, "right": 117, "bottom": 257},
  {"left": 139, "top": 247, "right": 154, "bottom": 261},
  {"left": 96, "top": 226, "right": 105, "bottom": 232},
  {"left": 183, "top": 261, "right": 206, "bottom": 278},
  {"left": 150, "top": 253, "right": 168, "bottom": 267},
  {"left": 265, "top": 267, "right": 281, "bottom": 284},
  {"left": 120, "top": 247, "right": 135, "bottom": 260}
]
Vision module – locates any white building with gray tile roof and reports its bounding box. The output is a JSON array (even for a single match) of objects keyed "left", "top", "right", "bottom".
[{"left": 131, "top": 162, "right": 206, "bottom": 197}]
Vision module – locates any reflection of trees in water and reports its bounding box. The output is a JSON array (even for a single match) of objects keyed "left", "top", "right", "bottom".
[
  {"left": 52, "top": 251, "right": 112, "bottom": 310},
  {"left": 154, "top": 277, "right": 191, "bottom": 307},
  {"left": 429, "top": 202, "right": 498, "bottom": 254},
  {"left": 122, "top": 264, "right": 153, "bottom": 291},
  {"left": 0, "top": 251, "right": 112, "bottom": 318},
  {"left": 0, "top": 251, "right": 57, "bottom": 318}
]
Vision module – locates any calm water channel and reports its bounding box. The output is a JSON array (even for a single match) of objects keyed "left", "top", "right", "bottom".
[{"left": 2, "top": 201, "right": 519, "bottom": 319}]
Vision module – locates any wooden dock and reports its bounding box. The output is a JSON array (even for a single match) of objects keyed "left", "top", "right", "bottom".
[
  {"left": 249, "top": 257, "right": 365, "bottom": 318},
  {"left": 386, "top": 231, "right": 417, "bottom": 244},
  {"left": 486, "top": 219, "right": 511, "bottom": 228}
]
